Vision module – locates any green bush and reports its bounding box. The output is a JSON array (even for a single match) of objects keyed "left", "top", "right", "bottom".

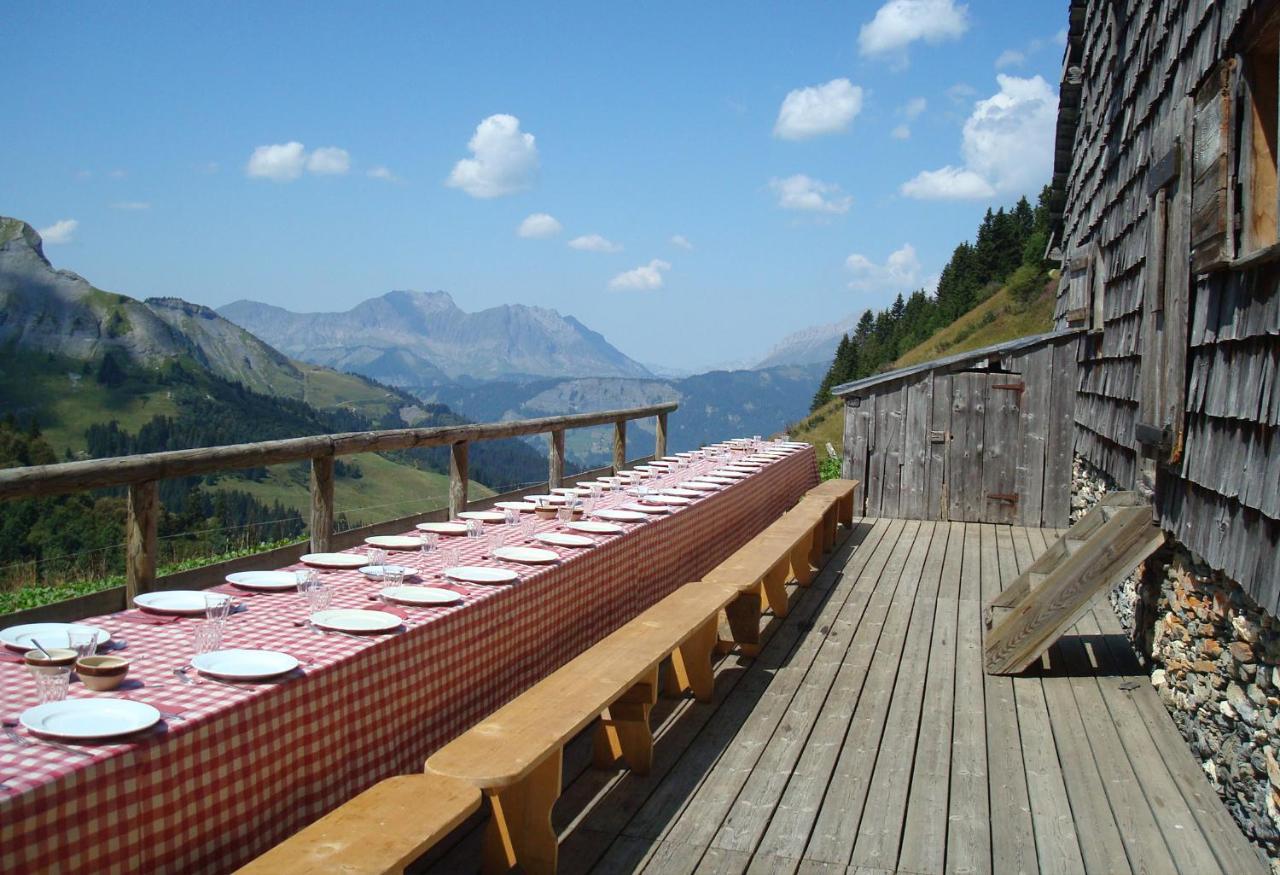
[
  {"left": 1007, "top": 263, "right": 1047, "bottom": 305},
  {"left": 819, "top": 456, "right": 841, "bottom": 481}
]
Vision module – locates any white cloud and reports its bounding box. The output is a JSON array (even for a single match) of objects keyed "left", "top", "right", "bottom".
[
  {"left": 201, "top": 161, "right": 220, "bottom": 174},
  {"left": 39, "top": 219, "right": 78, "bottom": 244},
  {"left": 609, "top": 259, "right": 671, "bottom": 291},
  {"left": 568, "top": 233, "right": 622, "bottom": 253},
  {"left": 769, "top": 174, "right": 852, "bottom": 214},
  {"left": 367, "top": 165, "right": 401, "bottom": 182},
  {"left": 901, "top": 74, "right": 1057, "bottom": 199},
  {"left": 246, "top": 142, "right": 307, "bottom": 181},
  {"left": 947, "top": 82, "right": 977, "bottom": 104},
  {"left": 306, "top": 146, "right": 350, "bottom": 175},
  {"left": 845, "top": 243, "right": 926, "bottom": 293},
  {"left": 518, "top": 213, "right": 563, "bottom": 239},
  {"left": 111, "top": 201, "right": 150, "bottom": 210},
  {"left": 109, "top": 169, "right": 127, "bottom": 179},
  {"left": 858, "top": 0, "right": 969, "bottom": 66},
  {"left": 902, "top": 97, "right": 927, "bottom": 119},
  {"left": 670, "top": 234, "right": 694, "bottom": 251},
  {"left": 995, "top": 48, "right": 1026, "bottom": 68},
  {"left": 446, "top": 114, "right": 539, "bottom": 198},
  {"left": 891, "top": 124, "right": 912, "bottom": 140},
  {"left": 773, "top": 78, "right": 864, "bottom": 140}
]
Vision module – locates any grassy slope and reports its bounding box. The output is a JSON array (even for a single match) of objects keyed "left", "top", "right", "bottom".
[{"left": 787, "top": 278, "right": 1057, "bottom": 453}]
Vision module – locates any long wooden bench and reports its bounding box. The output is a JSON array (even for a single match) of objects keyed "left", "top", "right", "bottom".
[
  {"left": 425, "top": 580, "right": 739, "bottom": 874},
  {"left": 236, "top": 774, "right": 481, "bottom": 874},
  {"left": 795, "top": 478, "right": 857, "bottom": 553}
]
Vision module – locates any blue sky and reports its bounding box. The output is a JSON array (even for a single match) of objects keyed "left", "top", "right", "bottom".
[{"left": 3, "top": 1, "right": 1066, "bottom": 372}]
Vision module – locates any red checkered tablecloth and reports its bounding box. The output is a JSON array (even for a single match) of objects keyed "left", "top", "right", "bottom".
[{"left": 0, "top": 444, "right": 817, "bottom": 874}]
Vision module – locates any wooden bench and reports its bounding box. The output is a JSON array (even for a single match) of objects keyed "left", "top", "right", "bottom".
[
  {"left": 425, "top": 581, "right": 739, "bottom": 874},
  {"left": 236, "top": 774, "right": 481, "bottom": 875},
  {"left": 795, "top": 478, "right": 857, "bottom": 553}
]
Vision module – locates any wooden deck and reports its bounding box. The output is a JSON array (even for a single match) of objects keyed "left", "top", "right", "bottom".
[{"left": 425, "top": 518, "right": 1268, "bottom": 874}]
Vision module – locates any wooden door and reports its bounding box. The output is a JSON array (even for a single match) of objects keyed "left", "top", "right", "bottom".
[{"left": 946, "top": 372, "right": 1023, "bottom": 524}]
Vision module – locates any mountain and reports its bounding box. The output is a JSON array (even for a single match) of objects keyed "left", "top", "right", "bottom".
[
  {"left": 218, "top": 290, "right": 652, "bottom": 385},
  {"left": 753, "top": 313, "right": 859, "bottom": 369}
]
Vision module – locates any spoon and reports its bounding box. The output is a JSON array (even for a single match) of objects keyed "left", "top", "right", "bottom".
[{"left": 30, "top": 639, "right": 52, "bottom": 659}]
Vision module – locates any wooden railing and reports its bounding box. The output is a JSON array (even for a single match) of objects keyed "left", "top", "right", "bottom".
[{"left": 0, "top": 403, "right": 676, "bottom": 621}]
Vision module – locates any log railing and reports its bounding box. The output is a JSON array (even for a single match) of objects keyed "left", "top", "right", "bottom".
[{"left": 0, "top": 403, "right": 677, "bottom": 619}]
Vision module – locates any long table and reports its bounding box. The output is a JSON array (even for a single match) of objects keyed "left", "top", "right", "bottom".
[{"left": 0, "top": 444, "right": 818, "bottom": 873}]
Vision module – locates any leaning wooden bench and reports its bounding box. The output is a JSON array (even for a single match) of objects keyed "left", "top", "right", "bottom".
[
  {"left": 425, "top": 581, "right": 739, "bottom": 874},
  {"left": 236, "top": 774, "right": 481, "bottom": 874}
]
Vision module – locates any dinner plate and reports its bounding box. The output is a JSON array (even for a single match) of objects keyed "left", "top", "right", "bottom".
[
  {"left": 696, "top": 476, "right": 737, "bottom": 485},
  {"left": 225, "top": 570, "right": 297, "bottom": 591},
  {"left": 551, "top": 487, "right": 581, "bottom": 495},
  {"left": 364, "top": 535, "right": 424, "bottom": 550},
  {"left": 642, "top": 494, "right": 693, "bottom": 506},
  {"left": 21, "top": 700, "right": 160, "bottom": 740},
  {"left": 300, "top": 553, "right": 369, "bottom": 569},
  {"left": 535, "top": 532, "right": 595, "bottom": 548},
  {"left": 416, "top": 522, "right": 468, "bottom": 536},
  {"left": 310, "top": 609, "right": 402, "bottom": 633},
  {"left": 359, "top": 564, "right": 414, "bottom": 580},
  {"left": 568, "top": 520, "right": 624, "bottom": 535},
  {"left": 681, "top": 481, "right": 721, "bottom": 491},
  {"left": 492, "top": 546, "right": 560, "bottom": 565},
  {"left": 525, "top": 493, "right": 569, "bottom": 504},
  {"left": 379, "top": 585, "right": 462, "bottom": 606},
  {"left": 1, "top": 622, "right": 110, "bottom": 652},
  {"left": 191, "top": 649, "right": 299, "bottom": 680},
  {"left": 134, "top": 591, "right": 220, "bottom": 615},
  {"left": 458, "top": 511, "right": 505, "bottom": 523},
  {"left": 622, "top": 503, "right": 671, "bottom": 514},
  {"left": 444, "top": 566, "right": 519, "bottom": 585},
  {"left": 710, "top": 470, "right": 749, "bottom": 479},
  {"left": 661, "top": 456, "right": 684, "bottom": 462},
  {"left": 663, "top": 488, "right": 702, "bottom": 498},
  {"left": 495, "top": 501, "right": 537, "bottom": 512},
  {"left": 593, "top": 509, "right": 648, "bottom": 523}
]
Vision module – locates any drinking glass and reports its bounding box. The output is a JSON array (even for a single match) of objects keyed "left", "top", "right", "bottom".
[
  {"left": 441, "top": 545, "right": 461, "bottom": 570},
  {"left": 418, "top": 532, "right": 438, "bottom": 559},
  {"left": 66, "top": 628, "right": 98, "bottom": 660},
  {"left": 306, "top": 581, "right": 333, "bottom": 613},
  {"left": 519, "top": 517, "right": 537, "bottom": 542},
  {"left": 503, "top": 508, "right": 519, "bottom": 527},
  {"left": 192, "top": 621, "right": 222, "bottom": 657},
  {"left": 29, "top": 665, "right": 70, "bottom": 704},
  {"left": 557, "top": 506, "right": 574, "bottom": 528},
  {"left": 466, "top": 519, "right": 484, "bottom": 539},
  {"left": 487, "top": 529, "right": 507, "bottom": 558},
  {"left": 382, "top": 566, "right": 404, "bottom": 588},
  {"left": 205, "top": 593, "right": 233, "bottom": 625},
  {"left": 367, "top": 548, "right": 388, "bottom": 569},
  {"left": 296, "top": 569, "right": 319, "bottom": 592}
]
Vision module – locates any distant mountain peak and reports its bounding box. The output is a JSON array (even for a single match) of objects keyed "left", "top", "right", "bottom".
[
  {"left": 754, "top": 313, "right": 860, "bottom": 370},
  {"left": 0, "top": 217, "right": 50, "bottom": 266}
]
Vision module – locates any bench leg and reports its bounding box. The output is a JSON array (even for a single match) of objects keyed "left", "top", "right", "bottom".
[
  {"left": 761, "top": 563, "right": 789, "bottom": 619},
  {"left": 821, "top": 508, "right": 837, "bottom": 553},
  {"left": 790, "top": 537, "right": 814, "bottom": 587},
  {"left": 719, "top": 586, "right": 762, "bottom": 656},
  {"left": 837, "top": 494, "right": 853, "bottom": 529},
  {"left": 593, "top": 669, "right": 657, "bottom": 775},
  {"left": 676, "top": 617, "right": 719, "bottom": 703},
  {"left": 482, "top": 749, "right": 561, "bottom": 875}
]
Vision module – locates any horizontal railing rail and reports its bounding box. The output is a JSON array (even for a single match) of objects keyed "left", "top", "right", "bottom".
[{"left": 0, "top": 402, "right": 677, "bottom": 608}]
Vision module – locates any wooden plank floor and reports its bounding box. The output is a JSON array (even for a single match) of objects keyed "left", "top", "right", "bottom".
[{"left": 423, "top": 518, "right": 1268, "bottom": 875}]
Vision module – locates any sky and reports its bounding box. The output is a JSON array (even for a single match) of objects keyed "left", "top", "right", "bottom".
[{"left": 3, "top": 1, "right": 1067, "bottom": 372}]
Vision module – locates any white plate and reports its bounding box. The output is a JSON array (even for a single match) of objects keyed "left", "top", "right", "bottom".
[
  {"left": 642, "top": 494, "right": 693, "bottom": 506},
  {"left": 359, "top": 564, "right": 414, "bottom": 580},
  {"left": 416, "top": 522, "right": 468, "bottom": 536},
  {"left": 134, "top": 591, "right": 219, "bottom": 615},
  {"left": 551, "top": 487, "right": 581, "bottom": 495},
  {"left": 458, "top": 511, "right": 505, "bottom": 523},
  {"left": 710, "top": 470, "right": 749, "bottom": 479},
  {"left": 379, "top": 585, "right": 462, "bottom": 606},
  {"left": 300, "top": 553, "right": 369, "bottom": 569},
  {"left": 697, "top": 476, "right": 737, "bottom": 485},
  {"left": 663, "top": 488, "right": 702, "bottom": 498},
  {"left": 535, "top": 532, "right": 595, "bottom": 548},
  {"left": 593, "top": 509, "right": 648, "bottom": 523},
  {"left": 364, "top": 535, "right": 423, "bottom": 550},
  {"left": 191, "top": 648, "right": 299, "bottom": 680},
  {"left": 0, "top": 622, "right": 110, "bottom": 652},
  {"left": 683, "top": 480, "right": 722, "bottom": 490},
  {"left": 226, "top": 570, "right": 297, "bottom": 591},
  {"left": 444, "top": 566, "right": 520, "bottom": 585},
  {"left": 661, "top": 456, "right": 684, "bottom": 462},
  {"left": 495, "top": 501, "right": 537, "bottom": 512},
  {"left": 622, "top": 503, "right": 671, "bottom": 514},
  {"left": 20, "top": 700, "right": 159, "bottom": 740},
  {"left": 568, "top": 520, "right": 624, "bottom": 535},
  {"left": 310, "top": 609, "right": 403, "bottom": 633},
  {"left": 526, "top": 493, "right": 570, "bottom": 504},
  {"left": 493, "top": 546, "right": 560, "bottom": 565}
]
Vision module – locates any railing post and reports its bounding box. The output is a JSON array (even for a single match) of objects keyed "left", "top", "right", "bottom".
[
  {"left": 126, "top": 480, "right": 158, "bottom": 600},
  {"left": 310, "top": 456, "right": 335, "bottom": 553},
  {"left": 613, "top": 420, "right": 626, "bottom": 473},
  {"left": 450, "top": 441, "right": 469, "bottom": 519},
  {"left": 548, "top": 429, "right": 565, "bottom": 489},
  {"left": 655, "top": 411, "right": 668, "bottom": 459}
]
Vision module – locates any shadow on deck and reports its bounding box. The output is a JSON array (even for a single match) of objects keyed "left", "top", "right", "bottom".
[{"left": 424, "top": 518, "right": 1267, "bottom": 874}]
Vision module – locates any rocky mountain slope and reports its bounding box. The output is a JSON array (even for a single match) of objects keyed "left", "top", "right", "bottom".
[
  {"left": 219, "top": 290, "right": 652, "bottom": 385},
  {"left": 753, "top": 313, "right": 860, "bottom": 369}
]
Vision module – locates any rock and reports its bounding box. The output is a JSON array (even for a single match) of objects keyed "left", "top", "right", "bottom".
[
  {"left": 1232, "top": 642, "right": 1257, "bottom": 663},
  {"left": 1152, "top": 668, "right": 1168, "bottom": 687},
  {"left": 1235, "top": 614, "right": 1263, "bottom": 644}
]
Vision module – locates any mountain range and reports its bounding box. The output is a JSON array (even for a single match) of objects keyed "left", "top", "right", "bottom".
[{"left": 752, "top": 313, "right": 859, "bottom": 369}]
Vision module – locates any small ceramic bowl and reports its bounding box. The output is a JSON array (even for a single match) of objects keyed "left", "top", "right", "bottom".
[
  {"left": 24, "top": 648, "right": 77, "bottom": 668},
  {"left": 75, "top": 655, "right": 130, "bottom": 691},
  {"left": 534, "top": 506, "right": 558, "bottom": 520}
]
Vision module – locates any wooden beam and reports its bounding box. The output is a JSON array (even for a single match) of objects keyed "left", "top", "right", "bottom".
[
  {"left": 449, "top": 441, "right": 469, "bottom": 520},
  {"left": 655, "top": 410, "right": 668, "bottom": 459},
  {"left": 613, "top": 420, "right": 626, "bottom": 474},
  {"left": 309, "top": 456, "right": 335, "bottom": 553},
  {"left": 548, "top": 429, "right": 565, "bottom": 489},
  {"left": 125, "top": 480, "right": 158, "bottom": 600}
]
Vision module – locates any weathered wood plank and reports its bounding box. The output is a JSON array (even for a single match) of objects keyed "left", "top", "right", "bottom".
[
  {"left": 614, "top": 420, "right": 627, "bottom": 474},
  {"left": 449, "top": 441, "right": 469, "bottom": 520},
  {"left": 1015, "top": 347, "right": 1052, "bottom": 527},
  {"left": 309, "top": 456, "right": 335, "bottom": 553},
  {"left": 928, "top": 374, "right": 951, "bottom": 521},
  {"left": 981, "top": 374, "right": 1023, "bottom": 526},
  {"left": 125, "top": 480, "right": 158, "bottom": 600},
  {"left": 655, "top": 411, "right": 669, "bottom": 460},
  {"left": 899, "top": 375, "right": 932, "bottom": 520},
  {"left": 549, "top": 429, "right": 566, "bottom": 490}
]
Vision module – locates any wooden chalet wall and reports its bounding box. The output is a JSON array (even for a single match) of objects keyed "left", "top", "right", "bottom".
[
  {"left": 1054, "top": 0, "right": 1280, "bottom": 612},
  {"left": 839, "top": 332, "right": 1078, "bottom": 528}
]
